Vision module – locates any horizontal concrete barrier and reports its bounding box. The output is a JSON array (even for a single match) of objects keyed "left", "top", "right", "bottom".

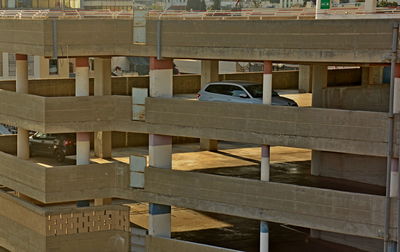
[
  {"left": 143, "top": 167, "right": 397, "bottom": 240},
  {"left": 0, "top": 90, "right": 396, "bottom": 156},
  {"left": 146, "top": 98, "right": 394, "bottom": 157},
  {"left": 0, "top": 134, "right": 17, "bottom": 155},
  {"left": 0, "top": 190, "right": 130, "bottom": 252},
  {"left": 0, "top": 151, "right": 129, "bottom": 203}
]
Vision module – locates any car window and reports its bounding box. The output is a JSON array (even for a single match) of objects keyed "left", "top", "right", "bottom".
[
  {"left": 205, "top": 84, "right": 226, "bottom": 94},
  {"left": 243, "top": 84, "right": 279, "bottom": 98},
  {"left": 205, "top": 84, "right": 247, "bottom": 97}
]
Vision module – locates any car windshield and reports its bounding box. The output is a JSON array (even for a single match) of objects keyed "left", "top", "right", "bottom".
[{"left": 243, "top": 85, "right": 278, "bottom": 98}]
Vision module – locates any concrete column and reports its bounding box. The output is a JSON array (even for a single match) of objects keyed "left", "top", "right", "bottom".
[
  {"left": 260, "top": 60, "right": 272, "bottom": 252},
  {"left": 16, "top": 54, "right": 29, "bottom": 160},
  {"left": 16, "top": 54, "right": 28, "bottom": 93},
  {"left": 263, "top": 61, "right": 272, "bottom": 105},
  {"left": 298, "top": 65, "right": 312, "bottom": 93},
  {"left": 362, "top": 66, "right": 384, "bottom": 85},
  {"left": 94, "top": 57, "right": 112, "bottom": 159},
  {"left": 364, "top": 0, "right": 376, "bottom": 13},
  {"left": 33, "top": 56, "right": 41, "bottom": 79},
  {"left": 148, "top": 57, "right": 173, "bottom": 238},
  {"left": 148, "top": 134, "right": 172, "bottom": 238},
  {"left": 149, "top": 57, "right": 173, "bottom": 98},
  {"left": 75, "top": 57, "right": 90, "bottom": 207},
  {"left": 2, "top": 53, "right": 9, "bottom": 79},
  {"left": 200, "top": 60, "right": 219, "bottom": 151},
  {"left": 261, "top": 145, "right": 270, "bottom": 181},
  {"left": 311, "top": 65, "right": 327, "bottom": 178},
  {"left": 390, "top": 64, "right": 400, "bottom": 197},
  {"left": 260, "top": 221, "right": 269, "bottom": 252},
  {"left": 311, "top": 65, "right": 328, "bottom": 108}
]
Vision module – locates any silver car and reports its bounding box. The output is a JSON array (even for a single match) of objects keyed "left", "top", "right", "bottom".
[{"left": 197, "top": 80, "right": 298, "bottom": 106}]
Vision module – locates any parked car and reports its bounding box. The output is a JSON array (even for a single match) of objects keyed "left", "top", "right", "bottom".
[
  {"left": 197, "top": 81, "right": 298, "bottom": 106},
  {"left": 29, "top": 132, "right": 76, "bottom": 162}
]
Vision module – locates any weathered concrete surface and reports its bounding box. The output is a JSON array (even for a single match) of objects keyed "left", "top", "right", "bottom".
[
  {"left": 0, "top": 90, "right": 395, "bottom": 156},
  {"left": 0, "top": 89, "right": 45, "bottom": 132},
  {"left": 316, "top": 152, "right": 386, "bottom": 187},
  {"left": 0, "top": 191, "right": 130, "bottom": 252},
  {"left": 140, "top": 19, "right": 397, "bottom": 63},
  {"left": 0, "top": 150, "right": 129, "bottom": 203},
  {"left": 0, "top": 135, "right": 16, "bottom": 155},
  {"left": 0, "top": 19, "right": 396, "bottom": 63},
  {"left": 145, "top": 98, "right": 393, "bottom": 157},
  {"left": 323, "top": 84, "right": 389, "bottom": 112},
  {"left": 141, "top": 167, "right": 397, "bottom": 240}
]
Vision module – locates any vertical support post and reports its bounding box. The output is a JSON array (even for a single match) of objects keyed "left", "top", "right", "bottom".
[
  {"left": 2, "top": 53, "right": 9, "bottom": 79},
  {"left": 16, "top": 54, "right": 29, "bottom": 160},
  {"left": 260, "top": 221, "right": 269, "bottom": 252},
  {"left": 260, "top": 60, "right": 272, "bottom": 252},
  {"left": 148, "top": 57, "right": 173, "bottom": 238},
  {"left": 298, "top": 65, "right": 312, "bottom": 93},
  {"left": 33, "top": 55, "right": 41, "bottom": 79},
  {"left": 75, "top": 57, "right": 90, "bottom": 207},
  {"left": 364, "top": 0, "right": 377, "bottom": 13},
  {"left": 263, "top": 61, "right": 272, "bottom": 105},
  {"left": 391, "top": 64, "right": 400, "bottom": 198},
  {"left": 94, "top": 57, "right": 112, "bottom": 159},
  {"left": 200, "top": 60, "right": 219, "bottom": 151}
]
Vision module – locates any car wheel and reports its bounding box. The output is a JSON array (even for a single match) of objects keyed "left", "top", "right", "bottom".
[{"left": 54, "top": 149, "right": 65, "bottom": 163}]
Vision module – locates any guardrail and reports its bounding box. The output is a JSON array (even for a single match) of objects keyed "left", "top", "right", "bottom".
[{"left": 0, "top": 7, "right": 399, "bottom": 20}]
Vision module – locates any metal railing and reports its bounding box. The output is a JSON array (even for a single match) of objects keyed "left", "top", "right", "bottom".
[{"left": 0, "top": 7, "right": 399, "bottom": 20}]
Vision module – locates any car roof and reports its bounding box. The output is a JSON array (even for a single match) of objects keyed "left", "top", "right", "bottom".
[{"left": 207, "top": 80, "right": 261, "bottom": 86}]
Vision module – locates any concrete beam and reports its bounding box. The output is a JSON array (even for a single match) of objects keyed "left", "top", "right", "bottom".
[
  {"left": 0, "top": 19, "right": 395, "bottom": 63},
  {"left": 143, "top": 167, "right": 397, "bottom": 240}
]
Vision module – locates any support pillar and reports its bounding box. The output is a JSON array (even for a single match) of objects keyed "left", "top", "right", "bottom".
[
  {"left": 200, "top": 60, "right": 219, "bottom": 151},
  {"left": 311, "top": 65, "right": 328, "bottom": 176},
  {"left": 75, "top": 57, "right": 90, "bottom": 207},
  {"left": 298, "top": 65, "right": 312, "bottom": 93},
  {"left": 362, "top": 66, "right": 384, "bottom": 85},
  {"left": 94, "top": 57, "right": 112, "bottom": 159},
  {"left": 260, "top": 221, "right": 269, "bottom": 252},
  {"left": 391, "top": 64, "right": 400, "bottom": 198},
  {"left": 33, "top": 55, "right": 41, "bottom": 79},
  {"left": 2, "top": 53, "right": 9, "bottom": 79},
  {"left": 260, "top": 60, "right": 272, "bottom": 252},
  {"left": 16, "top": 54, "right": 29, "bottom": 160},
  {"left": 364, "top": 0, "right": 377, "bottom": 13},
  {"left": 148, "top": 57, "right": 173, "bottom": 238}
]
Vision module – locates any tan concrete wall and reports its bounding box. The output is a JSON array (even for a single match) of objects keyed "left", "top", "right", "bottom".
[
  {"left": 146, "top": 98, "right": 393, "bottom": 157},
  {"left": 0, "top": 90, "right": 46, "bottom": 132},
  {"left": 323, "top": 84, "right": 388, "bottom": 112},
  {"left": 315, "top": 152, "right": 386, "bottom": 186},
  {"left": 0, "top": 71, "right": 300, "bottom": 97},
  {"left": 328, "top": 68, "right": 361, "bottom": 87},
  {"left": 0, "top": 135, "right": 16, "bottom": 155},
  {"left": 0, "top": 150, "right": 129, "bottom": 203},
  {"left": 144, "top": 167, "right": 397, "bottom": 239},
  {"left": 0, "top": 19, "right": 394, "bottom": 63},
  {"left": 0, "top": 191, "right": 130, "bottom": 252},
  {"left": 141, "top": 19, "right": 394, "bottom": 63}
]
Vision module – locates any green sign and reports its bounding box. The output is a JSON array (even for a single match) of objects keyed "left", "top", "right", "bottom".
[{"left": 320, "top": 0, "right": 330, "bottom": 9}]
